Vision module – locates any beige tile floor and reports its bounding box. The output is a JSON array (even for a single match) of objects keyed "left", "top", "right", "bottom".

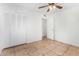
[{"left": 0, "top": 38, "right": 79, "bottom": 56}]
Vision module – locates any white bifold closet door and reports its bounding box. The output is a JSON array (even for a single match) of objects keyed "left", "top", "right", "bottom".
[
  {"left": 3, "top": 12, "right": 42, "bottom": 48},
  {"left": 4, "top": 13, "right": 26, "bottom": 47}
]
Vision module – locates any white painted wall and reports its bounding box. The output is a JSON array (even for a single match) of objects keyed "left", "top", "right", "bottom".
[
  {"left": 0, "top": 3, "right": 42, "bottom": 51},
  {"left": 0, "top": 4, "right": 6, "bottom": 52},
  {"left": 55, "top": 3, "right": 79, "bottom": 46}
]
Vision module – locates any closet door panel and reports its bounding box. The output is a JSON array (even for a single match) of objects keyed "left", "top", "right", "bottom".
[
  {"left": 10, "top": 14, "right": 26, "bottom": 46},
  {"left": 3, "top": 13, "right": 11, "bottom": 47},
  {"left": 23, "top": 15, "right": 28, "bottom": 42}
]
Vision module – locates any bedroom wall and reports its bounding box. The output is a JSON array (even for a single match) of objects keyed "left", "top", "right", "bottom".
[
  {"left": 55, "top": 3, "right": 79, "bottom": 46},
  {"left": 0, "top": 4, "right": 6, "bottom": 52},
  {"left": 0, "top": 3, "right": 42, "bottom": 50}
]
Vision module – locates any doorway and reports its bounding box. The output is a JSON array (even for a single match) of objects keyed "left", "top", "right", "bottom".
[{"left": 42, "top": 15, "right": 47, "bottom": 40}]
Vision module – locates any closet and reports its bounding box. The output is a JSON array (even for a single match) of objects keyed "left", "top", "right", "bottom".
[{"left": 0, "top": 4, "right": 42, "bottom": 49}]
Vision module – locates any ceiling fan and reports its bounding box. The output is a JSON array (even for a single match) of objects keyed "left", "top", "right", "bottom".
[{"left": 38, "top": 3, "right": 63, "bottom": 12}]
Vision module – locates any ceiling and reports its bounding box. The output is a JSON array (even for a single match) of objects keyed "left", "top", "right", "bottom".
[
  {"left": 3, "top": 3, "right": 47, "bottom": 14},
  {"left": 2, "top": 3, "right": 79, "bottom": 15}
]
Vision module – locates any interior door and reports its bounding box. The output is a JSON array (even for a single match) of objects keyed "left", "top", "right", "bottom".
[{"left": 47, "top": 15, "right": 54, "bottom": 40}]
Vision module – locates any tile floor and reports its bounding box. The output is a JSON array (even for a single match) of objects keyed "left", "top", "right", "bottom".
[{"left": 0, "top": 38, "right": 79, "bottom": 56}]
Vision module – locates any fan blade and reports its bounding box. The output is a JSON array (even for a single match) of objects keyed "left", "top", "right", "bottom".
[
  {"left": 48, "top": 3, "right": 54, "bottom": 5},
  {"left": 55, "top": 4, "right": 63, "bottom": 9},
  {"left": 47, "top": 8, "right": 50, "bottom": 12},
  {"left": 38, "top": 5, "right": 48, "bottom": 9}
]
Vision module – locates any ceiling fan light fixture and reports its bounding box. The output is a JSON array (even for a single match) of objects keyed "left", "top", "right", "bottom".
[
  {"left": 48, "top": 6, "right": 52, "bottom": 10},
  {"left": 48, "top": 5, "right": 56, "bottom": 10},
  {"left": 53, "top": 5, "right": 56, "bottom": 9},
  {"left": 38, "top": 3, "right": 63, "bottom": 12}
]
